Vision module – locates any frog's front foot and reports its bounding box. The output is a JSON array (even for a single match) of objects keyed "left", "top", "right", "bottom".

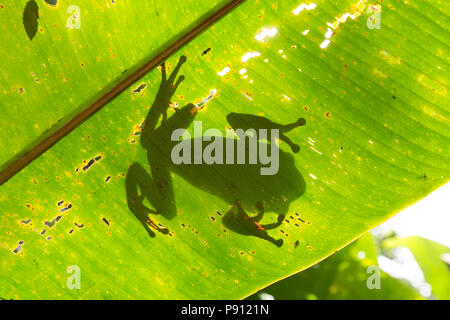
[{"left": 291, "top": 144, "right": 300, "bottom": 153}]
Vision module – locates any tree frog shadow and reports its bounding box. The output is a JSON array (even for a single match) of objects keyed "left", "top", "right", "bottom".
[{"left": 125, "top": 56, "right": 306, "bottom": 247}]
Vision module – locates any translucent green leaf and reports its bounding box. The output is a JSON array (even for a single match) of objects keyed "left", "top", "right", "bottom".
[
  {"left": 0, "top": 0, "right": 227, "bottom": 170},
  {"left": 0, "top": 0, "right": 448, "bottom": 299}
]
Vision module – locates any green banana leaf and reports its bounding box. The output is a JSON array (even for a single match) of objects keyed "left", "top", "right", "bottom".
[
  {"left": 0, "top": 0, "right": 227, "bottom": 170},
  {"left": 0, "top": 0, "right": 448, "bottom": 299}
]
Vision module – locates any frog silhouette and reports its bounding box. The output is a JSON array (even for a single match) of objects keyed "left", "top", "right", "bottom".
[{"left": 125, "top": 56, "right": 306, "bottom": 247}]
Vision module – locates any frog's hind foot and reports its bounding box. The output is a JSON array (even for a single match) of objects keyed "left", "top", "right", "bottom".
[
  {"left": 274, "top": 238, "right": 283, "bottom": 247},
  {"left": 262, "top": 233, "right": 284, "bottom": 247},
  {"left": 146, "top": 219, "right": 170, "bottom": 235}
]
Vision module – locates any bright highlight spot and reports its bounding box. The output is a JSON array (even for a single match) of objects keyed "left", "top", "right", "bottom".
[
  {"left": 241, "top": 52, "right": 261, "bottom": 63},
  {"left": 310, "top": 147, "right": 322, "bottom": 155},
  {"left": 320, "top": 0, "right": 367, "bottom": 49},
  {"left": 357, "top": 251, "right": 366, "bottom": 260},
  {"left": 293, "top": 3, "right": 317, "bottom": 15},
  {"left": 195, "top": 89, "right": 217, "bottom": 108},
  {"left": 320, "top": 39, "right": 331, "bottom": 49},
  {"left": 255, "top": 27, "right": 278, "bottom": 42},
  {"left": 217, "top": 66, "right": 230, "bottom": 76},
  {"left": 259, "top": 293, "right": 275, "bottom": 300},
  {"left": 373, "top": 182, "right": 450, "bottom": 248},
  {"left": 241, "top": 92, "right": 253, "bottom": 100}
]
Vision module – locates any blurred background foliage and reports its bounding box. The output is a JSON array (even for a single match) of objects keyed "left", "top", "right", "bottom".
[{"left": 248, "top": 230, "right": 450, "bottom": 300}]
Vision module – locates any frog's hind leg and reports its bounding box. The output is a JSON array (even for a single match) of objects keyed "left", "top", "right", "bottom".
[
  {"left": 252, "top": 202, "right": 284, "bottom": 247},
  {"left": 146, "top": 218, "right": 170, "bottom": 235},
  {"left": 125, "top": 162, "right": 170, "bottom": 237},
  {"left": 260, "top": 233, "right": 284, "bottom": 248},
  {"left": 225, "top": 201, "right": 284, "bottom": 247},
  {"left": 254, "top": 201, "right": 264, "bottom": 221},
  {"left": 259, "top": 213, "right": 285, "bottom": 230}
]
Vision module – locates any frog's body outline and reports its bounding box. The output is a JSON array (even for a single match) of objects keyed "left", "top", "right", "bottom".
[{"left": 125, "top": 56, "right": 306, "bottom": 246}]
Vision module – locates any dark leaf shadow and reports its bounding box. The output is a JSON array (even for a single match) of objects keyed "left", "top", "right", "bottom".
[
  {"left": 44, "top": 0, "right": 58, "bottom": 6},
  {"left": 23, "top": 0, "right": 39, "bottom": 41}
]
